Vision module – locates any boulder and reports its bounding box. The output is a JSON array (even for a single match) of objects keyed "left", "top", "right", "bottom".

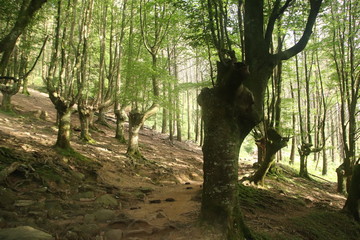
[{"left": 0, "top": 226, "right": 54, "bottom": 240}]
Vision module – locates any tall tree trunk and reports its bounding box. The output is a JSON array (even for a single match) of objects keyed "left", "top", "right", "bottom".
[
  {"left": 198, "top": 62, "right": 256, "bottom": 239},
  {"left": 161, "top": 107, "right": 168, "bottom": 134}
]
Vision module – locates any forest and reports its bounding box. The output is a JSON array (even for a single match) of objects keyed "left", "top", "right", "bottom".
[{"left": 0, "top": 0, "right": 359, "bottom": 239}]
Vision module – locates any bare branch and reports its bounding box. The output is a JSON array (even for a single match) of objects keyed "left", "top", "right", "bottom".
[{"left": 276, "top": 0, "right": 323, "bottom": 61}]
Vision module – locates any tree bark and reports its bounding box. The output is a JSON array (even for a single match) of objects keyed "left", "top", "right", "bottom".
[
  {"left": 344, "top": 164, "right": 360, "bottom": 221},
  {"left": 251, "top": 129, "right": 288, "bottom": 185},
  {"left": 78, "top": 104, "right": 93, "bottom": 142},
  {"left": 198, "top": 62, "right": 256, "bottom": 239},
  {"left": 1, "top": 92, "right": 12, "bottom": 111},
  {"left": 127, "top": 111, "right": 143, "bottom": 159},
  {"left": 55, "top": 107, "right": 72, "bottom": 150},
  {"left": 0, "top": 0, "right": 47, "bottom": 73},
  {"left": 0, "top": 77, "right": 21, "bottom": 111},
  {"left": 127, "top": 104, "right": 159, "bottom": 159},
  {"left": 114, "top": 107, "right": 127, "bottom": 143}
]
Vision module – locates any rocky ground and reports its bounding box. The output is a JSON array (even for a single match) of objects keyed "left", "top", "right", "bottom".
[{"left": 0, "top": 89, "right": 359, "bottom": 240}]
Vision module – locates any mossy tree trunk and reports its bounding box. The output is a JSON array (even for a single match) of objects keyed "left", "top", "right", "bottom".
[
  {"left": 336, "top": 163, "right": 346, "bottom": 194},
  {"left": 114, "top": 107, "right": 127, "bottom": 143},
  {"left": 96, "top": 105, "right": 112, "bottom": 127},
  {"left": 127, "top": 111, "right": 143, "bottom": 159},
  {"left": 78, "top": 104, "right": 93, "bottom": 142},
  {"left": 54, "top": 105, "right": 72, "bottom": 150},
  {"left": 0, "top": 77, "right": 21, "bottom": 111},
  {"left": 198, "top": 62, "right": 257, "bottom": 239},
  {"left": 1, "top": 92, "right": 12, "bottom": 111},
  {"left": 251, "top": 129, "right": 288, "bottom": 185},
  {"left": 127, "top": 105, "right": 158, "bottom": 160},
  {"left": 344, "top": 164, "right": 360, "bottom": 221}
]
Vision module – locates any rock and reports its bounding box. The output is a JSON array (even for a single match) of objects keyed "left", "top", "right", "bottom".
[
  {"left": 138, "top": 187, "right": 153, "bottom": 194},
  {"left": 104, "top": 229, "right": 123, "bottom": 240},
  {"left": 0, "top": 210, "right": 18, "bottom": 221},
  {"left": 45, "top": 199, "right": 62, "bottom": 210},
  {"left": 47, "top": 208, "right": 63, "bottom": 220},
  {"left": 0, "top": 217, "right": 6, "bottom": 228},
  {"left": 40, "top": 110, "right": 48, "bottom": 121},
  {"left": 72, "top": 171, "right": 85, "bottom": 181},
  {"left": 94, "top": 209, "right": 117, "bottom": 222},
  {"left": 64, "top": 231, "right": 78, "bottom": 240},
  {"left": 95, "top": 194, "right": 120, "bottom": 208},
  {"left": 72, "top": 223, "right": 100, "bottom": 238},
  {"left": 14, "top": 200, "right": 36, "bottom": 207},
  {"left": 73, "top": 191, "right": 95, "bottom": 200},
  {"left": 0, "top": 226, "right": 54, "bottom": 240},
  {"left": 84, "top": 213, "right": 96, "bottom": 223},
  {"left": 156, "top": 211, "right": 167, "bottom": 219},
  {"left": 0, "top": 188, "right": 16, "bottom": 208}
]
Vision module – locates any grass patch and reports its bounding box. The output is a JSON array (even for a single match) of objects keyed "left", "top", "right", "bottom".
[{"left": 290, "top": 210, "right": 360, "bottom": 240}]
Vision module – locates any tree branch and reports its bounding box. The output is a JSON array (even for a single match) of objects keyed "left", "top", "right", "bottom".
[
  {"left": 276, "top": 0, "right": 323, "bottom": 61},
  {"left": 265, "top": 0, "right": 294, "bottom": 48},
  {"left": 22, "top": 35, "right": 48, "bottom": 79},
  {"left": 0, "top": 0, "right": 47, "bottom": 53}
]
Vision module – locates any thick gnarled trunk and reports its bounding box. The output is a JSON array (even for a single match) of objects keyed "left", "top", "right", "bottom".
[
  {"left": 251, "top": 130, "right": 288, "bottom": 185},
  {"left": 115, "top": 107, "right": 127, "bottom": 143},
  {"left": 78, "top": 104, "right": 94, "bottom": 143},
  {"left": 127, "top": 111, "right": 143, "bottom": 159},
  {"left": 198, "top": 62, "right": 257, "bottom": 239},
  {"left": 344, "top": 164, "right": 360, "bottom": 221},
  {"left": 1, "top": 92, "right": 12, "bottom": 111},
  {"left": 55, "top": 108, "right": 72, "bottom": 150}
]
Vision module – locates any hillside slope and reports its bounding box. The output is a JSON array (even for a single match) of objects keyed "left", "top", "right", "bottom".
[{"left": 0, "top": 89, "right": 359, "bottom": 240}]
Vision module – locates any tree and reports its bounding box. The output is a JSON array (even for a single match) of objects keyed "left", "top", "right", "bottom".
[
  {"left": 344, "top": 160, "right": 360, "bottom": 221},
  {"left": 195, "top": 0, "right": 323, "bottom": 238},
  {"left": 126, "top": 0, "right": 175, "bottom": 159},
  {"left": 44, "top": 0, "right": 91, "bottom": 150},
  {"left": 329, "top": 0, "right": 360, "bottom": 194},
  {"left": 0, "top": 0, "right": 47, "bottom": 110}
]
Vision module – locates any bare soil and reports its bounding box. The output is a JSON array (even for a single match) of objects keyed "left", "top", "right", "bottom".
[{"left": 0, "top": 89, "right": 359, "bottom": 240}]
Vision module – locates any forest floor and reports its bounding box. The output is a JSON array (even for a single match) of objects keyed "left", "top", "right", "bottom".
[{"left": 0, "top": 89, "right": 359, "bottom": 240}]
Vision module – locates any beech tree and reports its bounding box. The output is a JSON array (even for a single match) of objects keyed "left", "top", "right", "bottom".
[
  {"left": 195, "top": 0, "right": 323, "bottom": 238},
  {"left": 0, "top": 0, "right": 47, "bottom": 110},
  {"left": 44, "top": 0, "right": 92, "bottom": 150},
  {"left": 126, "top": 0, "right": 175, "bottom": 159}
]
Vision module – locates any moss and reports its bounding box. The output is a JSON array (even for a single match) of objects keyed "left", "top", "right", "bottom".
[
  {"left": 252, "top": 232, "right": 303, "bottom": 240},
  {"left": 0, "top": 147, "right": 24, "bottom": 165},
  {"left": 290, "top": 210, "right": 360, "bottom": 240},
  {"left": 55, "top": 147, "right": 96, "bottom": 166},
  {"left": 35, "top": 165, "right": 64, "bottom": 184},
  {"left": 0, "top": 108, "right": 18, "bottom": 116}
]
